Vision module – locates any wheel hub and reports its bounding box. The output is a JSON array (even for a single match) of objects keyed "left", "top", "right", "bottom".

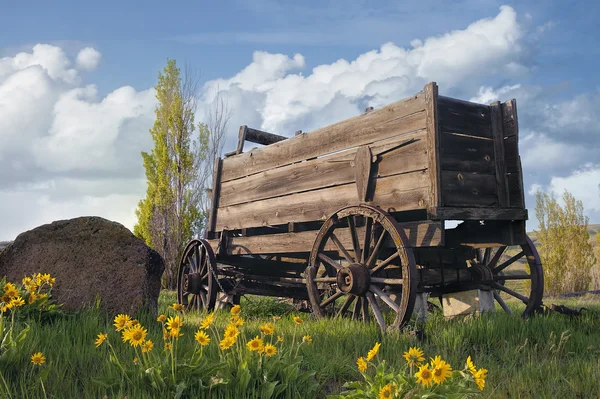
[
  {"left": 336, "top": 263, "right": 371, "bottom": 295},
  {"left": 184, "top": 272, "right": 203, "bottom": 295}
]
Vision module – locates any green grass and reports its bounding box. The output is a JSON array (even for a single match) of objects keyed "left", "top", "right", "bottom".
[{"left": 2, "top": 291, "right": 600, "bottom": 398}]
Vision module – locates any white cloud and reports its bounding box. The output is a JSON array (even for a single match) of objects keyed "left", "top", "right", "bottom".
[
  {"left": 203, "top": 5, "right": 528, "bottom": 135},
  {"left": 0, "top": 45, "right": 157, "bottom": 240},
  {"left": 548, "top": 166, "right": 600, "bottom": 212},
  {"left": 75, "top": 47, "right": 102, "bottom": 71}
]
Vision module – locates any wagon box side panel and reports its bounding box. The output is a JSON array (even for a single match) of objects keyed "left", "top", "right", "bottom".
[
  {"left": 219, "top": 91, "right": 427, "bottom": 182},
  {"left": 437, "top": 96, "right": 499, "bottom": 208}
]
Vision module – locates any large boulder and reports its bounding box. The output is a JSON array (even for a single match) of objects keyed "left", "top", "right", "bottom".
[{"left": 0, "top": 216, "right": 164, "bottom": 316}]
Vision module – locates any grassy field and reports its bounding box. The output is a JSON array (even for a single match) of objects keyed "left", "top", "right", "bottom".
[{"left": 1, "top": 289, "right": 600, "bottom": 398}]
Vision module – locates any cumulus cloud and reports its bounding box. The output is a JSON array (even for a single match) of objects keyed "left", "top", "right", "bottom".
[
  {"left": 75, "top": 47, "right": 102, "bottom": 71},
  {"left": 203, "top": 5, "right": 529, "bottom": 136},
  {"left": 0, "top": 45, "right": 156, "bottom": 239}
]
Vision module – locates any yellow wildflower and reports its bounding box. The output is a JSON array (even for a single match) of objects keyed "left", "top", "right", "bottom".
[
  {"left": 170, "top": 303, "right": 185, "bottom": 312},
  {"left": 31, "top": 352, "right": 46, "bottom": 366},
  {"left": 169, "top": 328, "right": 183, "bottom": 338},
  {"left": 165, "top": 342, "right": 173, "bottom": 351},
  {"left": 357, "top": 357, "right": 367, "bottom": 373},
  {"left": 415, "top": 364, "right": 434, "bottom": 387},
  {"left": 474, "top": 368, "right": 488, "bottom": 391},
  {"left": 379, "top": 384, "right": 397, "bottom": 399},
  {"left": 9, "top": 296, "right": 24, "bottom": 308},
  {"left": 157, "top": 314, "right": 167, "bottom": 323},
  {"left": 466, "top": 356, "right": 477, "bottom": 375},
  {"left": 122, "top": 325, "right": 147, "bottom": 347},
  {"left": 195, "top": 330, "right": 210, "bottom": 346},
  {"left": 403, "top": 347, "right": 425, "bottom": 366},
  {"left": 277, "top": 335, "right": 284, "bottom": 343},
  {"left": 230, "top": 315, "right": 244, "bottom": 327},
  {"left": 199, "top": 313, "right": 214, "bottom": 329},
  {"left": 224, "top": 324, "right": 239, "bottom": 339},
  {"left": 219, "top": 336, "right": 236, "bottom": 350},
  {"left": 302, "top": 335, "right": 312, "bottom": 344},
  {"left": 230, "top": 304, "right": 241, "bottom": 315},
  {"left": 247, "top": 336, "right": 264, "bottom": 352},
  {"left": 166, "top": 315, "right": 183, "bottom": 331},
  {"left": 94, "top": 333, "right": 108, "bottom": 348},
  {"left": 264, "top": 344, "right": 277, "bottom": 357},
  {"left": 3, "top": 283, "right": 19, "bottom": 298},
  {"left": 141, "top": 340, "right": 154, "bottom": 353},
  {"left": 272, "top": 316, "right": 281, "bottom": 322},
  {"left": 133, "top": 357, "right": 139, "bottom": 364},
  {"left": 293, "top": 316, "right": 304, "bottom": 325},
  {"left": 259, "top": 322, "right": 275, "bottom": 335},
  {"left": 113, "top": 314, "right": 132, "bottom": 331},
  {"left": 432, "top": 359, "right": 453, "bottom": 384},
  {"left": 366, "top": 342, "right": 381, "bottom": 361}
]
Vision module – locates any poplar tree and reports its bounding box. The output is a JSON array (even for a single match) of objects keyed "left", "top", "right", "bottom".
[
  {"left": 535, "top": 190, "right": 595, "bottom": 294},
  {"left": 134, "top": 59, "right": 205, "bottom": 289}
]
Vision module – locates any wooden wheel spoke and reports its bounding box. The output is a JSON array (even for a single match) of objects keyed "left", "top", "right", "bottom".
[
  {"left": 321, "top": 290, "right": 344, "bottom": 308},
  {"left": 492, "top": 282, "right": 528, "bottom": 303},
  {"left": 352, "top": 297, "right": 361, "bottom": 320},
  {"left": 347, "top": 216, "right": 362, "bottom": 263},
  {"left": 366, "top": 292, "right": 386, "bottom": 331},
  {"left": 493, "top": 291, "right": 512, "bottom": 314},
  {"left": 369, "top": 285, "right": 400, "bottom": 312},
  {"left": 188, "top": 253, "right": 197, "bottom": 271},
  {"left": 361, "top": 218, "right": 373, "bottom": 264},
  {"left": 370, "top": 252, "right": 399, "bottom": 274},
  {"left": 488, "top": 246, "right": 506, "bottom": 269},
  {"left": 194, "top": 245, "right": 201, "bottom": 272},
  {"left": 314, "top": 277, "right": 337, "bottom": 283},
  {"left": 361, "top": 297, "right": 370, "bottom": 323},
  {"left": 483, "top": 248, "right": 491, "bottom": 265},
  {"left": 336, "top": 295, "right": 355, "bottom": 317},
  {"left": 493, "top": 250, "right": 525, "bottom": 274},
  {"left": 495, "top": 274, "right": 531, "bottom": 281},
  {"left": 366, "top": 229, "right": 387, "bottom": 268},
  {"left": 330, "top": 233, "right": 354, "bottom": 264},
  {"left": 318, "top": 253, "right": 343, "bottom": 270}
]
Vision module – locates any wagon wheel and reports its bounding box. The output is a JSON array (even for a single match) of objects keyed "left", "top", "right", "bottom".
[
  {"left": 177, "top": 239, "right": 218, "bottom": 312},
  {"left": 305, "top": 205, "right": 418, "bottom": 333},
  {"left": 473, "top": 235, "right": 543, "bottom": 317}
]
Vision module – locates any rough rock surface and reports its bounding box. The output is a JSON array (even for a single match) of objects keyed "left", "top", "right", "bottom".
[{"left": 0, "top": 217, "right": 164, "bottom": 316}]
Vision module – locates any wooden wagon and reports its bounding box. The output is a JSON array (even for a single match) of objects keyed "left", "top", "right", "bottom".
[{"left": 176, "top": 82, "right": 543, "bottom": 332}]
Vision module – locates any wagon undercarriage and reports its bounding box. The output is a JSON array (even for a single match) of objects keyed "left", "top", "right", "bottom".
[{"left": 177, "top": 82, "right": 544, "bottom": 333}]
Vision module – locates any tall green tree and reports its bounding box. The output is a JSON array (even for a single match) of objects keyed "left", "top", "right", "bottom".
[
  {"left": 535, "top": 190, "right": 596, "bottom": 294},
  {"left": 134, "top": 59, "right": 206, "bottom": 289}
]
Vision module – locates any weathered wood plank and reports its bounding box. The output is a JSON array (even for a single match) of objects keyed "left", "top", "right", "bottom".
[
  {"left": 438, "top": 96, "right": 491, "bottom": 139},
  {"left": 215, "top": 221, "right": 443, "bottom": 255},
  {"left": 503, "top": 135, "right": 519, "bottom": 174},
  {"left": 441, "top": 171, "right": 498, "bottom": 207},
  {"left": 216, "top": 170, "right": 430, "bottom": 231},
  {"left": 206, "top": 157, "right": 223, "bottom": 238},
  {"left": 236, "top": 125, "right": 247, "bottom": 155},
  {"left": 501, "top": 99, "right": 524, "bottom": 208},
  {"left": 427, "top": 207, "right": 528, "bottom": 221},
  {"left": 219, "top": 131, "right": 428, "bottom": 207},
  {"left": 501, "top": 99, "right": 519, "bottom": 138},
  {"left": 490, "top": 102, "right": 508, "bottom": 207},
  {"left": 245, "top": 127, "right": 287, "bottom": 146},
  {"left": 221, "top": 92, "right": 427, "bottom": 182},
  {"left": 440, "top": 133, "right": 495, "bottom": 174},
  {"left": 426, "top": 83, "right": 442, "bottom": 208},
  {"left": 507, "top": 168, "right": 525, "bottom": 208}
]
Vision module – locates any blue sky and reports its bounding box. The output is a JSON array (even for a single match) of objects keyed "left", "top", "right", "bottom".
[
  {"left": 2, "top": 0, "right": 598, "bottom": 96},
  {"left": 1, "top": 0, "right": 599, "bottom": 239}
]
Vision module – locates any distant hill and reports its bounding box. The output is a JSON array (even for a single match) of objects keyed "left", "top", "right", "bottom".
[{"left": 0, "top": 241, "right": 11, "bottom": 252}]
